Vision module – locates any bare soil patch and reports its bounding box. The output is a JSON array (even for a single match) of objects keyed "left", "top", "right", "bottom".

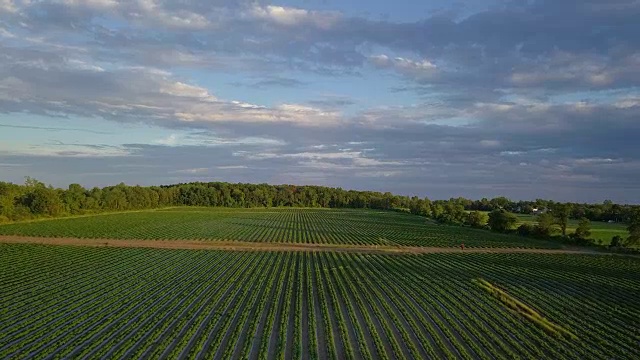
[{"left": 0, "top": 235, "right": 614, "bottom": 256}]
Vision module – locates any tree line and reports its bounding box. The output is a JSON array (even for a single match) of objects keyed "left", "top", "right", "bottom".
[
  {"left": 1, "top": 177, "right": 638, "bottom": 247},
  {"left": 0, "top": 177, "right": 431, "bottom": 221}
]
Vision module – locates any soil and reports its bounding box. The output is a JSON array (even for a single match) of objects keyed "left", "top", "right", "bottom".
[{"left": 0, "top": 235, "right": 618, "bottom": 256}]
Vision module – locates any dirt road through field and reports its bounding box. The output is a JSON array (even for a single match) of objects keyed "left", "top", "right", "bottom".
[{"left": 0, "top": 235, "right": 623, "bottom": 256}]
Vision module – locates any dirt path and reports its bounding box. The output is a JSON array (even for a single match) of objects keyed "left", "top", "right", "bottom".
[{"left": 0, "top": 235, "right": 619, "bottom": 256}]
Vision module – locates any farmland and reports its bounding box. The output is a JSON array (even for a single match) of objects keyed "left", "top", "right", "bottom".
[
  {"left": 512, "top": 213, "right": 628, "bottom": 244},
  {"left": 0, "top": 208, "right": 560, "bottom": 248},
  {"left": 2, "top": 243, "right": 639, "bottom": 359}
]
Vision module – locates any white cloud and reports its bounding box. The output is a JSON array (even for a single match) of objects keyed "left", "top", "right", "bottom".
[
  {"left": 369, "top": 54, "right": 390, "bottom": 67},
  {"left": 67, "top": 59, "right": 105, "bottom": 72},
  {"left": 355, "top": 170, "right": 402, "bottom": 177},
  {"left": 0, "top": 27, "right": 14, "bottom": 38},
  {"left": 506, "top": 51, "right": 637, "bottom": 90},
  {"left": 615, "top": 96, "right": 640, "bottom": 109},
  {"left": 0, "top": 47, "right": 343, "bottom": 127},
  {"left": 150, "top": 133, "right": 286, "bottom": 148},
  {"left": 0, "top": 0, "right": 639, "bottom": 202},
  {"left": 249, "top": 5, "right": 341, "bottom": 29},
  {"left": 352, "top": 157, "right": 404, "bottom": 167},
  {"left": 394, "top": 57, "right": 436, "bottom": 71},
  {"left": 0, "top": 77, "right": 30, "bottom": 101},
  {"left": 236, "top": 150, "right": 405, "bottom": 170},
  {"left": 127, "top": 0, "right": 211, "bottom": 29},
  {"left": 159, "top": 82, "right": 214, "bottom": 99},
  {"left": 0, "top": 143, "right": 132, "bottom": 158},
  {"left": 171, "top": 102, "right": 340, "bottom": 126},
  {"left": 62, "top": 0, "right": 118, "bottom": 9},
  {"left": 480, "top": 140, "right": 500, "bottom": 148},
  {"left": 0, "top": 0, "right": 17, "bottom": 13},
  {"left": 156, "top": 134, "right": 179, "bottom": 146},
  {"left": 369, "top": 54, "right": 437, "bottom": 79},
  {"left": 573, "top": 158, "right": 616, "bottom": 165},
  {"left": 202, "top": 136, "right": 285, "bottom": 147},
  {"left": 173, "top": 167, "right": 209, "bottom": 174},
  {"left": 473, "top": 103, "right": 514, "bottom": 112},
  {"left": 237, "top": 151, "right": 358, "bottom": 161},
  {"left": 217, "top": 165, "right": 248, "bottom": 170},
  {"left": 500, "top": 151, "right": 524, "bottom": 156}
]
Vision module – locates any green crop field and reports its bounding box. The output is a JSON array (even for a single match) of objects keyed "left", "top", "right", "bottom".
[
  {"left": 0, "top": 208, "right": 560, "bottom": 248},
  {"left": 1, "top": 244, "right": 639, "bottom": 359}
]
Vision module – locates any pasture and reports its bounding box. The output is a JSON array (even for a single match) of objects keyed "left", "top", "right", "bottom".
[{"left": 513, "top": 213, "right": 628, "bottom": 243}]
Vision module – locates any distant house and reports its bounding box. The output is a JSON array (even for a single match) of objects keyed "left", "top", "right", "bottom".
[{"left": 532, "top": 207, "right": 547, "bottom": 215}]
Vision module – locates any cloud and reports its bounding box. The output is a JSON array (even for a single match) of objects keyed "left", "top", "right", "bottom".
[
  {"left": 0, "top": 142, "right": 132, "bottom": 158},
  {"left": 252, "top": 77, "right": 307, "bottom": 88},
  {"left": 0, "top": 0, "right": 17, "bottom": 13},
  {"left": 0, "top": 123, "right": 113, "bottom": 134},
  {"left": 573, "top": 158, "right": 617, "bottom": 165},
  {"left": 1, "top": 0, "right": 640, "bottom": 201},
  {"left": 479, "top": 140, "right": 500, "bottom": 148},
  {"left": 231, "top": 76, "right": 307, "bottom": 89},
  {"left": 0, "top": 162, "right": 28, "bottom": 167},
  {"left": 369, "top": 54, "right": 438, "bottom": 81},
  {"left": 0, "top": 27, "right": 14, "bottom": 37},
  {"left": 4, "top": 0, "right": 637, "bottom": 97},
  {"left": 233, "top": 149, "right": 407, "bottom": 174},
  {"left": 0, "top": 45, "right": 343, "bottom": 127},
  {"left": 217, "top": 165, "right": 248, "bottom": 169},
  {"left": 173, "top": 167, "right": 209, "bottom": 174},
  {"left": 155, "top": 134, "right": 179, "bottom": 146},
  {"left": 248, "top": 5, "right": 341, "bottom": 29},
  {"left": 307, "top": 96, "right": 356, "bottom": 108}
]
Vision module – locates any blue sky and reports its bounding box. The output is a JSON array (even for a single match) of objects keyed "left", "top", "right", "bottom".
[{"left": 1, "top": 0, "right": 640, "bottom": 202}]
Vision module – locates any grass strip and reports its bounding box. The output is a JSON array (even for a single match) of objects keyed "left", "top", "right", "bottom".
[{"left": 473, "top": 278, "right": 578, "bottom": 340}]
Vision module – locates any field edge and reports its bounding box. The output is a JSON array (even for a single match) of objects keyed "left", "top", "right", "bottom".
[{"left": 0, "top": 235, "right": 617, "bottom": 256}]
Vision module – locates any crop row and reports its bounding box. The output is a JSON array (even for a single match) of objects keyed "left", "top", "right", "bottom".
[
  {"left": 0, "top": 208, "right": 559, "bottom": 248},
  {"left": 1, "top": 244, "right": 639, "bottom": 359}
]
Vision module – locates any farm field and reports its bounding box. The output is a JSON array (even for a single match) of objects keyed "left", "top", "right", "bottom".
[
  {"left": 0, "top": 208, "right": 560, "bottom": 248},
  {"left": 1, "top": 243, "right": 639, "bottom": 360},
  {"left": 512, "top": 213, "right": 628, "bottom": 244}
]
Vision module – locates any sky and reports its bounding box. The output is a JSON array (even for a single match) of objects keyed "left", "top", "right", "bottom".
[{"left": 1, "top": 0, "right": 639, "bottom": 203}]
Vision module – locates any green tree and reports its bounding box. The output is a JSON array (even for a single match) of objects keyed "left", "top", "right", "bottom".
[
  {"left": 0, "top": 182, "right": 21, "bottom": 219},
  {"left": 535, "top": 213, "right": 555, "bottom": 237},
  {"left": 552, "top": 204, "right": 572, "bottom": 236},
  {"left": 610, "top": 235, "right": 624, "bottom": 248},
  {"left": 466, "top": 211, "right": 488, "bottom": 228},
  {"left": 436, "top": 202, "right": 466, "bottom": 224},
  {"left": 625, "top": 210, "right": 640, "bottom": 247},
  {"left": 487, "top": 209, "right": 518, "bottom": 232},
  {"left": 517, "top": 223, "right": 534, "bottom": 236},
  {"left": 24, "top": 176, "right": 45, "bottom": 188},
  {"left": 572, "top": 218, "right": 591, "bottom": 240},
  {"left": 22, "top": 186, "right": 63, "bottom": 216},
  {"left": 431, "top": 203, "right": 444, "bottom": 220},
  {"left": 63, "top": 183, "right": 86, "bottom": 214},
  {"left": 103, "top": 188, "right": 128, "bottom": 210},
  {"left": 490, "top": 196, "right": 511, "bottom": 210}
]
